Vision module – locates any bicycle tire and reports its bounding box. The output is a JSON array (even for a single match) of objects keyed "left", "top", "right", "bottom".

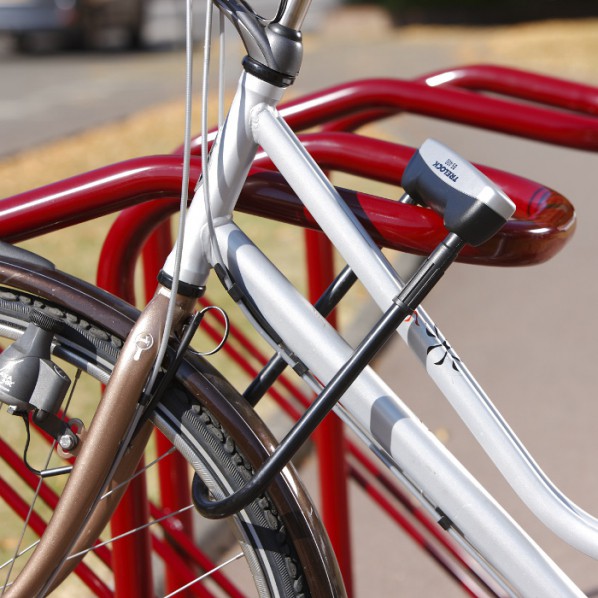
[{"left": 0, "top": 251, "right": 344, "bottom": 597}]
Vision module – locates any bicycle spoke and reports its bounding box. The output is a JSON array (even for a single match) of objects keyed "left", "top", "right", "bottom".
[
  {"left": 1, "top": 369, "right": 81, "bottom": 594},
  {"left": 67, "top": 504, "right": 195, "bottom": 560},
  {"left": 100, "top": 446, "right": 177, "bottom": 501},
  {"left": 163, "top": 552, "right": 244, "bottom": 598},
  {"left": 66, "top": 501, "right": 249, "bottom": 595},
  {"left": 0, "top": 541, "right": 39, "bottom": 572},
  {"left": 2, "top": 462, "right": 46, "bottom": 593}
]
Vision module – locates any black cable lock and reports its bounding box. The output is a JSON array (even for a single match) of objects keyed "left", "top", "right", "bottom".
[{"left": 191, "top": 139, "right": 515, "bottom": 519}]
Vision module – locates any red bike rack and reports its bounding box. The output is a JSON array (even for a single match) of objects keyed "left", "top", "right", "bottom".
[{"left": 1, "top": 64, "right": 598, "bottom": 597}]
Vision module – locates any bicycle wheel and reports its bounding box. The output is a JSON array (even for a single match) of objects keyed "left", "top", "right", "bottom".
[{"left": 0, "top": 248, "right": 344, "bottom": 597}]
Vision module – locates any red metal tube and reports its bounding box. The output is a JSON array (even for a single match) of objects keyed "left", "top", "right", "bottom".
[
  {"left": 97, "top": 199, "right": 175, "bottom": 299},
  {"left": 0, "top": 148, "right": 575, "bottom": 267},
  {"left": 417, "top": 64, "right": 598, "bottom": 115},
  {"left": 154, "top": 432, "right": 194, "bottom": 598},
  {"left": 184, "top": 73, "right": 598, "bottom": 153},
  {"left": 139, "top": 223, "right": 195, "bottom": 598},
  {"left": 277, "top": 78, "right": 598, "bottom": 151},
  {"left": 97, "top": 218, "right": 155, "bottom": 598},
  {"left": 145, "top": 210, "right": 196, "bottom": 597},
  {"left": 312, "top": 67, "right": 598, "bottom": 135},
  {"left": 110, "top": 470, "right": 154, "bottom": 598},
  {"left": 0, "top": 157, "right": 194, "bottom": 243},
  {"left": 305, "top": 229, "right": 354, "bottom": 597},
  {"left": 248, "top": 134, "right": 575, "bottom": 266}
]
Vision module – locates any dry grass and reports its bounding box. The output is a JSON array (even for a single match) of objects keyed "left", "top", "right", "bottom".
[
  {"left": 0, "top": 97, "right": 198, "bottom": 282},
  {"left": 486, "top": 18, "right": 598, "bottom": 81}
]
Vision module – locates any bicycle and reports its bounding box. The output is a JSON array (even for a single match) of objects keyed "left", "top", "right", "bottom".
[{"left": 0, "top": 0, "right": 597, "bottom": 596}]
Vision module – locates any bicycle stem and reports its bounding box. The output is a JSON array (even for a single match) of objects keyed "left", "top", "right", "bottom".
[{"left": 161, "top": 1, "right": 307, "bottom": 290}]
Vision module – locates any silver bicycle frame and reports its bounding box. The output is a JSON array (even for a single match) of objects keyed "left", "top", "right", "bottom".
[{"left": 161, "top": 1, "right": 598, "bottom": 595}]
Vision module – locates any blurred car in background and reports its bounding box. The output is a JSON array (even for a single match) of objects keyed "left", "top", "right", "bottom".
[{"left": 0, "top": 0, "right": 145, "bottom": 51}]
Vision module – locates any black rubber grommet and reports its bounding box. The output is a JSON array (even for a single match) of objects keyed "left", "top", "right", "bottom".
[
  {"left": 157, "top": 270, "right": 205, "bottom": 298},
  {"left": 242, "top": 56, "right": 295, "bottom": 87}
]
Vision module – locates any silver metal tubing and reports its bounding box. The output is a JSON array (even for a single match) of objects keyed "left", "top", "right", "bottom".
[
  {"left": 162, "top": 72, "right": 286, "bottom": 287},
  {"left": 214, "top": 220, "right": 582, "bottom": 597},
  {"left": 251, "top": 102, "right": 598, "bottom": 561},
  {"left": 275, "top": 0, "right": 312, "bottom": 30}
]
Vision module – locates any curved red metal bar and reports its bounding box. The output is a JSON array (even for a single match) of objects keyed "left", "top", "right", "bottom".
[
  {"left": 186, "top": 77, "right": 598, "bottom": 151},
  {"left": 271, "top": 79, "right": 598, "bottom": 151},
  {"left": 0, "top": 157, "right": 192, "bottom": 243},
  {"left": 250, "top": 132, "right": 575, "bottom": 266},
  {"left": 97, "top": 198, "right": 173, "bottom": 301},
  {"left": 180, "top": 68, "right": 598, "bottom": 154},
  {"left": 0, "top": 137, "right": 574, "bottom": 268},
  {"left": 418, "top": 64, "right": 598, "bottom": 115},
  {"left": 311, "top": 67, "right": 598, "bottom": 136}
]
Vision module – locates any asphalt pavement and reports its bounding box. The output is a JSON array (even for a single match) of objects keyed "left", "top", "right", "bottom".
[{"left": 0, "top": 0, "right": 338, "bottom": 157}]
